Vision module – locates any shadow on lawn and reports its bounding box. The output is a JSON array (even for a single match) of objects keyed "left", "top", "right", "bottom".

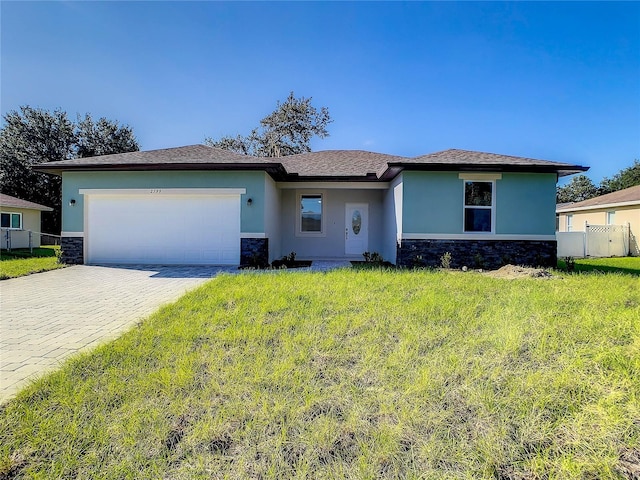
[{"left": 557, "top": 259, "right": 640, "bottom": 276}]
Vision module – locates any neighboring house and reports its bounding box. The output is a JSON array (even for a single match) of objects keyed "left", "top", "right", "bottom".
[
  {"left": 0, "top": 194, "right": 54, "bottom": 249},
  {"left": 557, "top": 185, "right": 640, "bottom": 256},
  {"left": 36, "top": 145, "right": 587, "bottom": 268}
]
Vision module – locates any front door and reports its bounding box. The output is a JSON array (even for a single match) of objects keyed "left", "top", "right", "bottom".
[{"left": 345, "top": 203, "right": 368, "bottom": 255}]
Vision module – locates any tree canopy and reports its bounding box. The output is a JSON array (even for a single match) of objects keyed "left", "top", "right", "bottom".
[
  {"left": 0, "top": 106, "right": 139, "bottom": 233},
  {"left": 205, "top": 92, "right": 332, "bottom": 157},
  {"left": 557, "top": 160, "right": 640, "bottom": 203}
]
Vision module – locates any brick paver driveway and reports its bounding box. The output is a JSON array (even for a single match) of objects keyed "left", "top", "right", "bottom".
[{"left": 0, "top": 264, "right": 233, "bottom": 403}]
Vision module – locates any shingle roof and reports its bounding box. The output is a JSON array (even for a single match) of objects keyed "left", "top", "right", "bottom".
[
  {"left": 557, "top": 185, "right": 640, "bottom": 211},
  {"left": 0, "top": 194, "right": 53, "bottom": 211},
  {"left": 279, "top": 150, "right": 405, "bottom": 178},
  {"left": 403, "top": 149, "right": 587, "bottom": 176},
  {"left": 35, "top": 144, "right": 588, "bottom": 180}
]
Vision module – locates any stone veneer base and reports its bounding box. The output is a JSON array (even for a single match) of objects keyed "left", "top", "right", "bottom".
[
  {"left": 61, "top": 237, "right": 84, "bottom": 265},
  {"left": 240, "top": 238, "right": 269, "bottom": 268},
  {"left": 397, "top": 239, "right": 557, "bottom": 269}
]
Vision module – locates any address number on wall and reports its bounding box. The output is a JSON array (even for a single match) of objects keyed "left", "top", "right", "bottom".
[{"left": 149, "top": 189, "right": 162, "bottom": 194}]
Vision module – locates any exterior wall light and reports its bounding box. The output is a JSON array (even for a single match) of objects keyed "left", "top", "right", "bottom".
[
  {"left": 69, "top": 199, "right": 76, "bottom": 206},
  {"left": 246, "top": 198, "right": 253, "bottom": 206}
]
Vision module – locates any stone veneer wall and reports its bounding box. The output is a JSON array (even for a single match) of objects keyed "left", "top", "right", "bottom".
[
  {"left": 240, "top": 238, "right": 269, "bottom": 268},
  {"left": 61, "top": 237, "right": 84, "bottom": 264},
  {"left": 396, "top": 239, "right": 557, "bottom": 269}
]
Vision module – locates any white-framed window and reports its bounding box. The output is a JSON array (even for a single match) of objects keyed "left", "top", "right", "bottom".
[
  {"left": 1, "top": 212, "right": 22, "bottom": 230},
  {"left": 297, "top": 192, "right": 325, "bottom": 236},
  {"left": 606, "top": 211, "right": 615, "bottom": 225},
  {"left": 463, "top": 181, "right": 494, "bottom": 233},
  {"left": 566, "top": 214, "right": 573, "bottom": 232}
]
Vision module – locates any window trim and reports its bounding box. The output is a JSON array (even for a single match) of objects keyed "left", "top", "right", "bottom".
[
  {"left": 461, "top": 179, "right": 496, "bottom": 234},
  {"left": 296, "top": 191, "right": 326, "bottom": 237},
  {"left": 1, "top": 212, "right": 23, "bottom": 230},
  {"left": 606, "top": 211, "right": 616, "bottom": 225},
  {"left": 566, "top": 214, "right": 573, "bottom": 232}
]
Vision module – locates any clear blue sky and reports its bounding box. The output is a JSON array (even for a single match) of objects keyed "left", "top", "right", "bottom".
[{"left": 2, "top": 1, "right": 639, "bottom": 184}]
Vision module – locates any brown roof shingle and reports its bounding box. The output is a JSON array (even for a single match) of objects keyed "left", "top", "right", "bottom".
[
  {"left": 0, "top": 194, "right": 53, "bottom": 211},
  {"left": 557, "top": 185, "right": 640, "bottom": 211}
]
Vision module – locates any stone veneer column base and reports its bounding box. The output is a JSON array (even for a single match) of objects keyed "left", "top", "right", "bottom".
[
  {"left": 396, "top": 239, "right": 557, "bottom": 269},
  {"left": 240, "top": 238, "right": 269, "bottom": 268},
  {"left": 61, "top": 237, "right": 84, "bottom": 264}
]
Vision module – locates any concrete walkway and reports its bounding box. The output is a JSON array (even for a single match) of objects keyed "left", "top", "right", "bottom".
[{"left": 0, "top": 265, "right": 232, "bottom": 403}]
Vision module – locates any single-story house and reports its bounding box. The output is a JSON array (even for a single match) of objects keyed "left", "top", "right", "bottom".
[
  {"left": 36, "top": 145, "right": 587, "bottom": 268},
  {"left": 557, "top": 184, "right": 640, "bottom": 256},
  {"left": 0, "top": 193, "right": 54, "bottom": 249}
]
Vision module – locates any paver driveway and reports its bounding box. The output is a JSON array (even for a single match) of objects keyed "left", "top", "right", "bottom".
[{"left": 0, "top": 265, "right": 232, "bottom": 403}]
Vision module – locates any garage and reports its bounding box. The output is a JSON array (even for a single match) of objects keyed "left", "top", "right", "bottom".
[{"left": 82, "top": 188, "right": 244, "bottom": 265}]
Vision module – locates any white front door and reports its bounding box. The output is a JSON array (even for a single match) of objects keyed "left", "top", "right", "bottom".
[{"left": 345, "top": 203, "right": 368, "bottom": 255}]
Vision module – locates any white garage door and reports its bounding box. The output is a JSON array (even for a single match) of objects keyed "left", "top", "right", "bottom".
[{"left": 84, "top": 189, "right": 242, "bottom": 265}]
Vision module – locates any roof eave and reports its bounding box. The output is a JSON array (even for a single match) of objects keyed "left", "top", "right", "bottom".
[{"left": 383, "top": 163, "right": 589, "bottom": 177}]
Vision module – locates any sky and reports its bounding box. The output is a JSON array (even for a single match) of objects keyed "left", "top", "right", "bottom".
[{"left": 1, "top": 1, "right": 639, "bottom": 184}]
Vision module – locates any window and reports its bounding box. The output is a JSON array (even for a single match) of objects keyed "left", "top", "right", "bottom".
[
  {"left": 463, "top": 181, "right": 493, "bottom": 232},
  {"left": 299, "top": 193, "right": 323, "bottom": 235},
  {"left": 566, "top": 214, "right": 573, "bottom": 232},
  {"left": 606, "top": 211, "right": 615, "bottom": 225},
  {"left": 1, "top": 212, "right": 22, "bottom": 230}
]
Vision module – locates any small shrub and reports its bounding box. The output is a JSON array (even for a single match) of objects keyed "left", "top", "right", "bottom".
[
  {"left": 564, "top": 256, "right": 576, "bottom": 272},
  {"left": 362, "top": 251, "right": 383, "bottom": 263},
  {"left": 440, "top": 251, "right": 452, "bottom": 269}
]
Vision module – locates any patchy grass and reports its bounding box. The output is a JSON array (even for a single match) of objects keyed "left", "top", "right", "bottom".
[
  {"left": 558, "top": 256, "right": 640, "bottom": 275},
  {"left": 0, "top": 269, "right": 638, "bottom": 479},
  {"left": 0, "top": 246, "right": 65, "bottom": 279}
]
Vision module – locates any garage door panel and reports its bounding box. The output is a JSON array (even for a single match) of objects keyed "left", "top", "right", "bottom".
[{"left": 87, "top": 194, "right": 241, "bottom": 265}]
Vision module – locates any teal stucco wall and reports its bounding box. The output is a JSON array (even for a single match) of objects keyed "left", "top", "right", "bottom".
[
  {"left": 401, "top": 171, "right": 557, "bottom": 235},
  {"left": 61, "top": 170, "right": 266, "bottom": 233}
]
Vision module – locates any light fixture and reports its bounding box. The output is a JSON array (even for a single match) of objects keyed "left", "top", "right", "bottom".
[
  {"left": 246, "top": 198, "right": 253, "bottom": 206},
  {"left": 69, "top": 199, "right": 76, "bottom": 206}
]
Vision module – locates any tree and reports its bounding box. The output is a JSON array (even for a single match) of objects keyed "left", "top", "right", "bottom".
[
  {"left": 556, "top": 174, "right": 599, "bottom": 203},
  {"left": 0, "top": 106, "right": 139, "bottom": 233},
  {"left": 205, "top": 92, "right": 332, "bottom": 157},
  {"left": 75, "top": 114, "right": 139, "bottom": 158},
  {"left": 599, "top": 159, "right": 640, "bottom": 194}
]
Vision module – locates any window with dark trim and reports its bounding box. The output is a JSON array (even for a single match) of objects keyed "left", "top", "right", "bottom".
[{"left": 464, "top": 181, "right": 493, "bottom": 232}]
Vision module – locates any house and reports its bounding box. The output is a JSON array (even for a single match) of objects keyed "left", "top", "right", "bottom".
[
  {"left": 557, "top": 184, "right": 640, "bottom": 256},
  {"left": 0, "top": 193, "right": 54, "bottom": 249},
  {"left": 36, "top": 145, "right": 587, "bottom": 268}
]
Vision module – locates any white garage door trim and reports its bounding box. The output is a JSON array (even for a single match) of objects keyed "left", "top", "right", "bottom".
[{"left": 82, "top": 188, "right": 245, "bottom": 265}]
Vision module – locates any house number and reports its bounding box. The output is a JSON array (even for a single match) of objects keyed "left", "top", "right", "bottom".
[{"left": 149, "top": 189, "right": 162, "bottom": 194}]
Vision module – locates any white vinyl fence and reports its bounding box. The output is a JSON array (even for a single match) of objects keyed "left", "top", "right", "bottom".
[{"left": 557, "top": 223, "right": 630, "bottom": 258}]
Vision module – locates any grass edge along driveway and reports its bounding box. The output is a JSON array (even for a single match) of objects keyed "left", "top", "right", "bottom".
[
  {"left": 1, "top": 268, "right": 639, "bottom": 479},
  {"left": 0, "top": 246, "right": 65, "bottom": 279}
]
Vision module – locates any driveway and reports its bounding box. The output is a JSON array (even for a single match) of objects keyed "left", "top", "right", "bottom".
[{"left": 0, "top": 265, "right": 233, "bottom": 403}]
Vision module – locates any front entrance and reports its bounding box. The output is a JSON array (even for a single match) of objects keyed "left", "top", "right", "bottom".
[{"left": 345, "top": 203, "right": 368, "bottom": 255}]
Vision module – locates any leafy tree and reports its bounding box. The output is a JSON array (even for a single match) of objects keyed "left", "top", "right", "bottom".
[
  {"left": 206, "top": 92, "right": 332, "bottom": 157},
  {"left": 0, "top": 106, "right": 139, "bottom": 233},
  {"left": 75, "top": 114, "right": 139, "bottom": 158},
  {"left": 0, "top": 106, "right": 75, "bottom": 233},
  {"left": 599, "top": 159, "right": 640, "bottom": 194},
  {"left": 556, "top": 174, "right": 599, "bottom": 203}
]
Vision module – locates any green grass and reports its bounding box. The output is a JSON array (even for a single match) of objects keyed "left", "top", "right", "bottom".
[
  {"left": 1, "top": 269, "right": 639, "bottom": 479},
  {"left": 0, "top": 246, "right": 65, "bottom": 279},
  {"left": 557, "top": 256, "right": 640, "bottom": 275}
]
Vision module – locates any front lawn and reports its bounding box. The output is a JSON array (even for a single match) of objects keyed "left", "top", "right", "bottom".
[
  {"left": 0, "top": 246, "right": 65, "bottom": 279},
  {"left": 558, "top": 256, "right": 640, "bottom": 275},
  {"left": 1, "top": 269, "right": 638, "bottom": 479}
]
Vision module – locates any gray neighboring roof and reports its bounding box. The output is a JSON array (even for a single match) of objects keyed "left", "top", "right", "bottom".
[
  {"left": 557, "top": 185, "right": 640, "bottom": 212},
  {"left": 34, "top": 144, "right": 588, "bottom": 180},
  {"left": 0, "top": 194, "right": 53, "bottom": 211}
]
